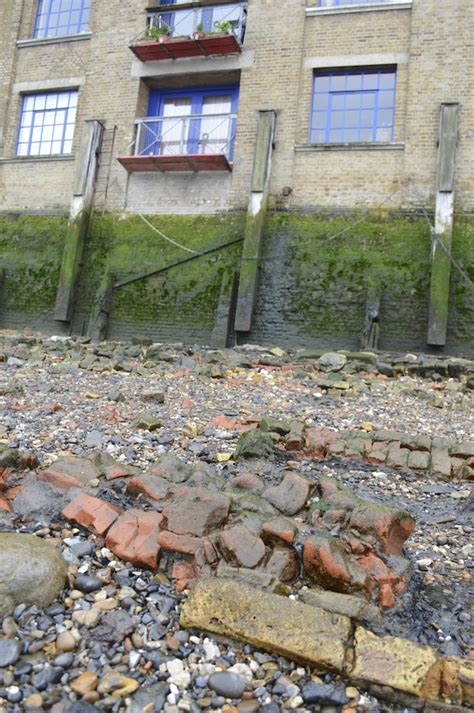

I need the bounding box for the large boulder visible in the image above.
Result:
[0,533,67,616]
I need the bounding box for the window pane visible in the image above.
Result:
[346,74,362,91]
[17,90,78,156]
[345,93,361,110]
[345,111,360,128]
[378,90,395,108]
[310,129,326,143]
[379,72,396,89]
[314,76,330,92]
[359,128,372,141]
[313,93,329,110]
[362,73,378,90]
[360,110,374,127]
[329,129,343,143]
[331,94,345,110]
[378,108,393,127]
[376,127,392,141]
[361,93,376,108]
[312,112,327,129]
[343,128,359,142]
[331,111,345,129]
[330,75,346,91]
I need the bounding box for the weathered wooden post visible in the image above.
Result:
[427,104,459,346]
[87,271,114,343]
[54,120,104,323]
[210,269,238,348]
[234,110,276,333]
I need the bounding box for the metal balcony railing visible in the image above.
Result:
[132,113,237,160]
[140,2,246,43]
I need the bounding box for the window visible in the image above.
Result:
[33,0,90,39]
[319,0,395,5]
[140,86,239,159]
[17,90,78,157]
[309,67,396,144]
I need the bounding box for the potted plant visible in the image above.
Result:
[157,22,170,42]
[193,22,205,40]
[213,20,232,34]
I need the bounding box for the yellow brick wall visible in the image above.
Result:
[1,0,473,213]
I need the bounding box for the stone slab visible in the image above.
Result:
[180,578,351,672]
[351,626,442,700]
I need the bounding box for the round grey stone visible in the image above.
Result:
[0,534,67,618]
[0,639,21,668]
[318,352,347,372]
[208,671,246,699]
[74,574,102,593]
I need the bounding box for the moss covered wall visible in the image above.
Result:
[71,213,245,343]
[0,214,69,334]
[248,212,474,354]
[0,210,473,354]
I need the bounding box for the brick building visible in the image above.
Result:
[0,0,473,353]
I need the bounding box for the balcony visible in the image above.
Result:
[118,112,237,173]
[130,3,246,62]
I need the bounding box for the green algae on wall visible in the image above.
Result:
[0,215,67,316]
[72,212,246,341]
[0,210,472,354]
[248,212,474,354]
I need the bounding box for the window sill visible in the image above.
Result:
[305,2,412,17]
[295,142,405,152]
[0,155,75,164]
[17,32,92,48]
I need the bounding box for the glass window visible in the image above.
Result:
[33,0,90,39]
[309,67,396,144]
[16,90,78,156]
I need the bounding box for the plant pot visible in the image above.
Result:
[158,34,170,43]
[193,31,205,40]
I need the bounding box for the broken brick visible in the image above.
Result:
[39,456,101,490]
[262,471,311,516]
[105,509,164,568]
[261,517,298,547]
[0,496,11,511]
[430,449,452,478]
[349,504,415,556]
[172,561,196,592]
[157,530,203,556]
[62,494,121,535]
[219,525,266,568]
[162,487,230,537]
[303,535,368,595]
[264,547,298,582]
[127,474,176,502]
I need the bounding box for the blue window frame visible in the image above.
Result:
[143,85,239,159]
[33,0,91,39]
[309,67,396,144]
[16,90,78,157]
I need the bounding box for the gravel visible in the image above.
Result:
[0,332,472,711]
